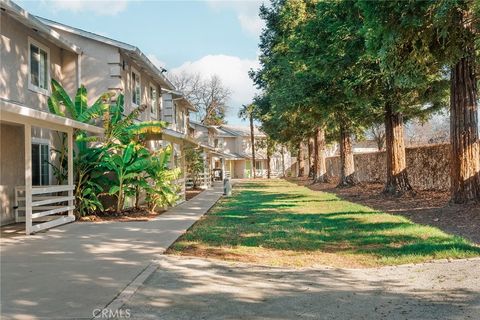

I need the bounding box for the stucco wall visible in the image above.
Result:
[233,159,246,179]
[121,53,161,121]
[46,30,122,106]
[221,137,237,154]
[325,143,452,191]
[0,13,77,110]
[0,124,25,225]
[0,123,62,225]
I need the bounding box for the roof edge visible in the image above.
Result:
[1,0,82,54]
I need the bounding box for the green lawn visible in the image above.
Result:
[169,179,480,268]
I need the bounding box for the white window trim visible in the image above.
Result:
[32,137,52,186]
[149,83,158,118]
[159,91,164,119]
[131,67,141,107]
[28,37,51,96]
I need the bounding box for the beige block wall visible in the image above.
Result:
[325,143,452,191]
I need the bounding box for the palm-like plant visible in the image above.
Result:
[145,145,181,212]
[104,142,152,212]
[102,94,167,146]
[48,79,112,126]
[46,80,177,215]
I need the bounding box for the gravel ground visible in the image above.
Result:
[123,255,480,320]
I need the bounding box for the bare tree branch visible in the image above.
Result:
[169,72,231,125]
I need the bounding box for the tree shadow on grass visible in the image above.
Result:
[181,180,480,263]
[288,177,480,244]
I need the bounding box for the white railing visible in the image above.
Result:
[186,172,212,190]
[15,185,75,234]
[176,178,186,203]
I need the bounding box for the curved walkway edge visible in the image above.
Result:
[0,184,224,320]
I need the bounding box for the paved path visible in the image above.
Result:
[0,184,223,320]
[124,255,480,320]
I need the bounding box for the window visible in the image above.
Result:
[149,85,157,118]
[28,38,50,94]
[32,141,50,186]
[214,138,219,148]
[131,69,141,106]
[255,160,262,170]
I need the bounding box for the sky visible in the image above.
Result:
[17,0,264,125]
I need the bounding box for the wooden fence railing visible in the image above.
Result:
[15,185,75,234]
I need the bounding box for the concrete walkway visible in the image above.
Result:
[0,184,223,320]
[124,255,480,320]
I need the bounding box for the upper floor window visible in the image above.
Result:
[28,38,50,95]
[131,68,141,106]
[149,85,157,118]
[214,138,219,148]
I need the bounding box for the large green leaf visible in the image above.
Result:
[123,142,135,164]
[47,94,65,117]
[78,101,109,123]
[126,158,151,173]
[123,172,138,180]
[51,79,76,118]
[74,85,88,117]
[111,94,125,125]
[108,185,120,195]
[126,121,167,135]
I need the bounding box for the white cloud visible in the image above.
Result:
[171,54,260,122]
[147,53,167,69]
[207,0,265,37]
[47,0,129,16]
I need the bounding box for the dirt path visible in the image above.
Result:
[124,255,480,320]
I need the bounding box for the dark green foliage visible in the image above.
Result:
[47,80,178,216]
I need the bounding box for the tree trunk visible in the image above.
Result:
[135,185,140,209]
[308,136,315,178]
[450,55,480,203]
[338,124,357,187]
[314,127,327,183]
[383,104,413,195]
[267,151,271,179]
[250,114,256,179]
[298,141,306,177]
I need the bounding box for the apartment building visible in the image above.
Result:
[0,0,197,233]
[37,16,198,201]
[0,0,104,232]
[189,121,292,180]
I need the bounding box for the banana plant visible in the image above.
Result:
[48,79,112,126]
[145,145,181,212]
[102,94,168,147]
[74,145,107,216]
[104,141,152,212]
